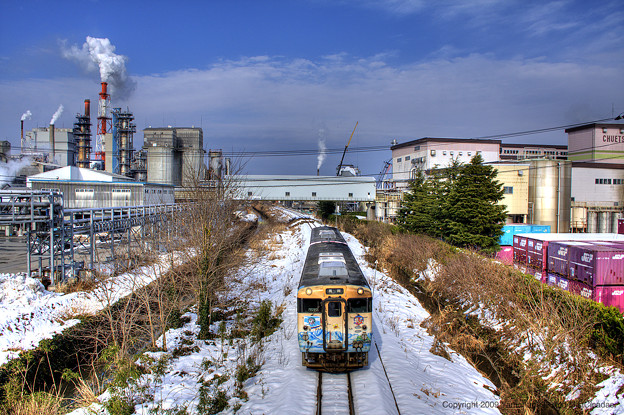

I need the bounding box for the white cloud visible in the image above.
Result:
[1,53,622,174]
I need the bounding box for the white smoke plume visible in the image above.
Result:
[21,110,32,122]
[50,105,64,125]
[62,36,136,100]
[317,128,327,172]
[0,158,31,187]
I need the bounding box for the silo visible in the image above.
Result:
[208,150,223,181]
[529,159,571,232]
[147,146,180,186]
[181,149,205,185]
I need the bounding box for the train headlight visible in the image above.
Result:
[305,288,312,295]
[357,288,364,295]
[362,325,367,330]
[303,325,309,331]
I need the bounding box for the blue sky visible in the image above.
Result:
[1,0,622,175]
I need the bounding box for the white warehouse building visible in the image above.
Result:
[231,175,376,202]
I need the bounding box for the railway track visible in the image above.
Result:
[316,371,355,415]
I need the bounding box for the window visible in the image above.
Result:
[248,191,253,196]
[503,186,513,194]
[430,150,436,156]
[348,193,353,197]
[468,152,471,156]
[327,301,342,317]
[348,298,372,313]
[397,158,402,163]
[458,152,463,156]
[405,156,411,161]
[414,145,420,151]
[596,178,600,184]
[608,179,612,184]
[443,151,447,155]
[285,191,290,196]
[312,192,317,197]
[298,298,321,313]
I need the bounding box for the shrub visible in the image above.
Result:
[251,300,282,342]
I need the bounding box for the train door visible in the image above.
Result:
[322,298,347,351]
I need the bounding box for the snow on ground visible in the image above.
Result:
[72,222,500,414]
[0,253,180,366]
[5,214,624,413]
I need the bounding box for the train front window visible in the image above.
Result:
[348,298,372,313]
[299,298,321,313]
[319,262,348,277]
[327,301,342,317]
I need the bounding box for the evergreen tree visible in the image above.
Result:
[316,201,336,221]
[396,169,435,234]
[443,154,507,252]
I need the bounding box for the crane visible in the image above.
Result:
[336,121,358,176]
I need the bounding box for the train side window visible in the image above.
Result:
[299,298,322,313]
[348,298,371,313]
[327,302,342,317]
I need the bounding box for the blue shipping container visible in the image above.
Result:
[500,224,532,246]
[530,225,551,233]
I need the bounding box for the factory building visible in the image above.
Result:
[22,127,77,167]
[26,166,174,209]
[566,120,624,233]
[389,137,572,229]
[390,138,501,185]
[232,175,376,203]
[143,127,206,187]
[499,143,567,161]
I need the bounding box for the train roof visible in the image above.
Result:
[299,227,369,288]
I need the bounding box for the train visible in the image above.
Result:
[297,226,373,371]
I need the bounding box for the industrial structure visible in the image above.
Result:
[73,99,92,168]
[26,166,174,209]
[96,82,110,166]
[232,175,376,210]
[566,120,624,233]
[0,189,181,286]
[110,108,136,176]
[143,127,206,187]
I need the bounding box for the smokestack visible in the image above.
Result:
[49,124,55,162]
[85,99,90,117]
[21,120,24,150]
[317,168,319,176]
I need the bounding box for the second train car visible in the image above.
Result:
[297,226,373,371]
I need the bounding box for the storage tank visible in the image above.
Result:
[181,149,205,185]
[528,160,571,233]
[147,146,180,186]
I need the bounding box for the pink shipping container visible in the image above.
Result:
[595,286,624,313]
[568,279,594,300]
[526,237,548,272]
[568,244,624,286]
[496,246,513,265]
[513,235,528,266]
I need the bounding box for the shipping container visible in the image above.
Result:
[530,225,551,234]
[501,224,532,246]
[546,273,558,287]
[526,237,548,271]
[595,286,624,313]
[568,279,594,300]
[513,235,528,266]
[526,266,546,283]
[568,244,624,286]
[495,246,513,265]
[547,241,592,277]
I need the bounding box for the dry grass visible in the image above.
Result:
[1,392,63,415]
[367,230,613,412]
